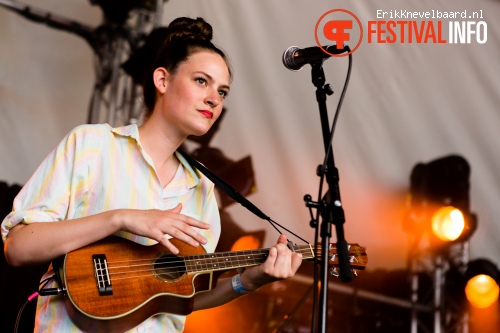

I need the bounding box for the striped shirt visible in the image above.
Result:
[1,123,221,332]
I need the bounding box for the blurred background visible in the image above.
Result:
[1,0,499,332]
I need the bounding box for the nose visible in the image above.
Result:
[205,89,221,108]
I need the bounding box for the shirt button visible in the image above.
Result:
[137,325,144,332]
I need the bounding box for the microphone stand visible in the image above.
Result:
[305,62,352,333]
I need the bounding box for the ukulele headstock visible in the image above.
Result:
[316,243,368,272]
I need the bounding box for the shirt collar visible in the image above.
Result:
[111,123,141,141]
[175,150,200,189]
[110,124,201,189]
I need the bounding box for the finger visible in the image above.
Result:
[277,234,288,245]
[168,203,183,214]
[264,244,290,274]
[160,235,180,254]
[174,213,210,230]
[266,246,278,265]
[185,218,211,230]
[291,252,303,272]
[176,221,209,245]
[165,226,203,248]
[159,212,209,246]
[272,243,292,270]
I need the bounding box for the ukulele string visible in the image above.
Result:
[103,245,325,270]
[98,246,322,282]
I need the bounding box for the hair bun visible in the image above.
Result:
[166,17,213,45]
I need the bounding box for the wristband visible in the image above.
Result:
[231,273,252,294]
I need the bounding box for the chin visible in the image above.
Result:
[189,126,211,137]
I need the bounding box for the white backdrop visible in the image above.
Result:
[1,0,499,270]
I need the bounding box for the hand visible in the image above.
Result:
[240,234,303,291]
[120,203,210,254]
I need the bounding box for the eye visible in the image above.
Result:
[195,77,207,85]
[218,90,229,99]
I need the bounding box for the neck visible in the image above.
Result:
[139,113,186,162]
[138,115,186,187]
[183,245,315,273]
[140,119,183,152]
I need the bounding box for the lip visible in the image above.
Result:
[198,110,214,119]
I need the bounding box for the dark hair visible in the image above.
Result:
[142,17,232,116]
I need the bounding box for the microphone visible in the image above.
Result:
[282,45,349,71]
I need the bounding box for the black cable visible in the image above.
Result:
[313,49,353,246]
[177,148,309,244]
[14,298,31,333]
[13,275,56,333]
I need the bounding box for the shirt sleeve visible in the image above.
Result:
[1,125,95,243]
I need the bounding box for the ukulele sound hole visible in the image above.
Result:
[152,253,187,282]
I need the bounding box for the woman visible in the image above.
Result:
[1,17,302,332]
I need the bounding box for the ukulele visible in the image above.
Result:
[58,235,367,332]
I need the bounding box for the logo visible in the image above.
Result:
[315,9,363,56]
[315,9,487,48]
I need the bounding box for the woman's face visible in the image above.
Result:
[159,50,231,138]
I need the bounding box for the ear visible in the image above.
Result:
[153,67,169,94]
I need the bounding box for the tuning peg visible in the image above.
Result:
[329,267,339,277]
[351,269,358,278]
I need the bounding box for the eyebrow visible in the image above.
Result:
[196,71,231,92]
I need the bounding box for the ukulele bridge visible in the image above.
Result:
[92,254,113,296]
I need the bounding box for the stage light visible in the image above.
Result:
[405,155,477,249]
[431,206,465,242]
[230,235,262,252]
[464,259,500,309]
